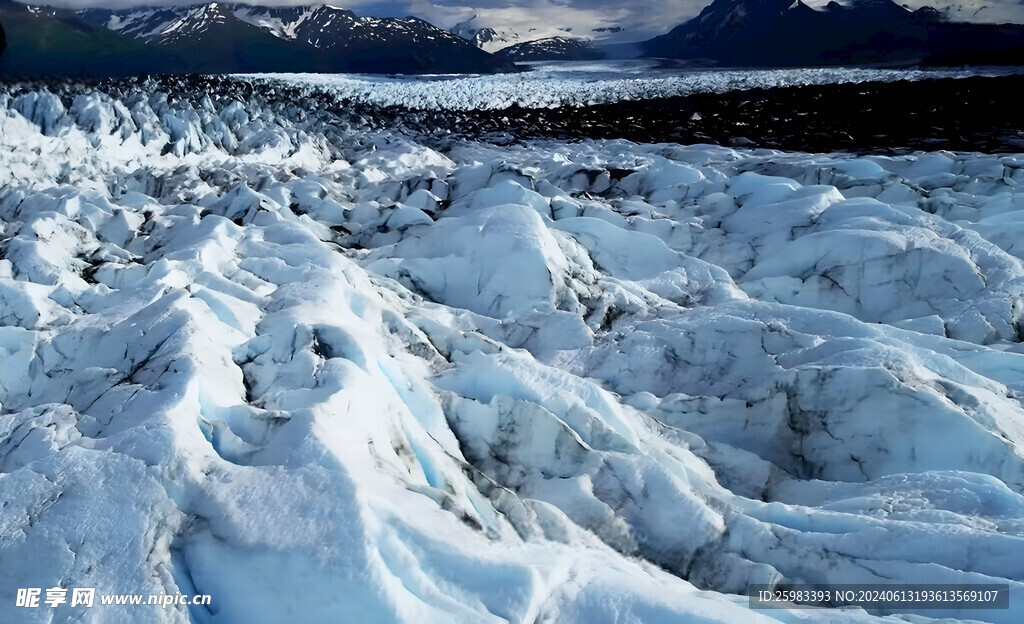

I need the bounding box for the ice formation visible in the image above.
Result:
[1,80,1024,623]
[244,62,1023,110]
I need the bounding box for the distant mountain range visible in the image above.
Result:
[449,14,581,54]
[0,0,514,77]
[450,17,531,54]
[922,0,1024,25]
[495,37,604,62]
[3,0,1024,77]
[448,14,612,61]
[640,0,1024,66]
[447,0,1024,66]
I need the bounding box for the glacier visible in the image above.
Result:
[1,79,1024,624]
[242,61,1024,110]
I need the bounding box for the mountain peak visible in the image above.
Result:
[644,0,1024,66]
[11,1,515,76]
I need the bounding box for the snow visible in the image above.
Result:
[90,3,436,50]
[241,61,1024,110]
[899,0,1024,24]
[2,79,1024,624]
[450,14,579,53]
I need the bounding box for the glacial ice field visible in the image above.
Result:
[242,60,1024,110]
[2,79,1024,624]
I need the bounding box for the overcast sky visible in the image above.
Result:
[16,0,1024,39]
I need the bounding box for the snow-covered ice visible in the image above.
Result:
[241,60,1024,110]
[2,81,1024,623]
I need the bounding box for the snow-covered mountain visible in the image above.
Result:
[900,0,1024,24]
[3,72,1024,623]
[494,37,604,62]
[642,0,1024,66]
[450,16,524,53]
[646,0,924,53]
[97,3,243,46]
[84,3,486,56]
[449,14,579,53]
[447,12,637,58]
[3,1,512,76]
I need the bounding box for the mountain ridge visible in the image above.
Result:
[495,36,604,62]
[1,0,516,76]
[640,0,1024,66]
